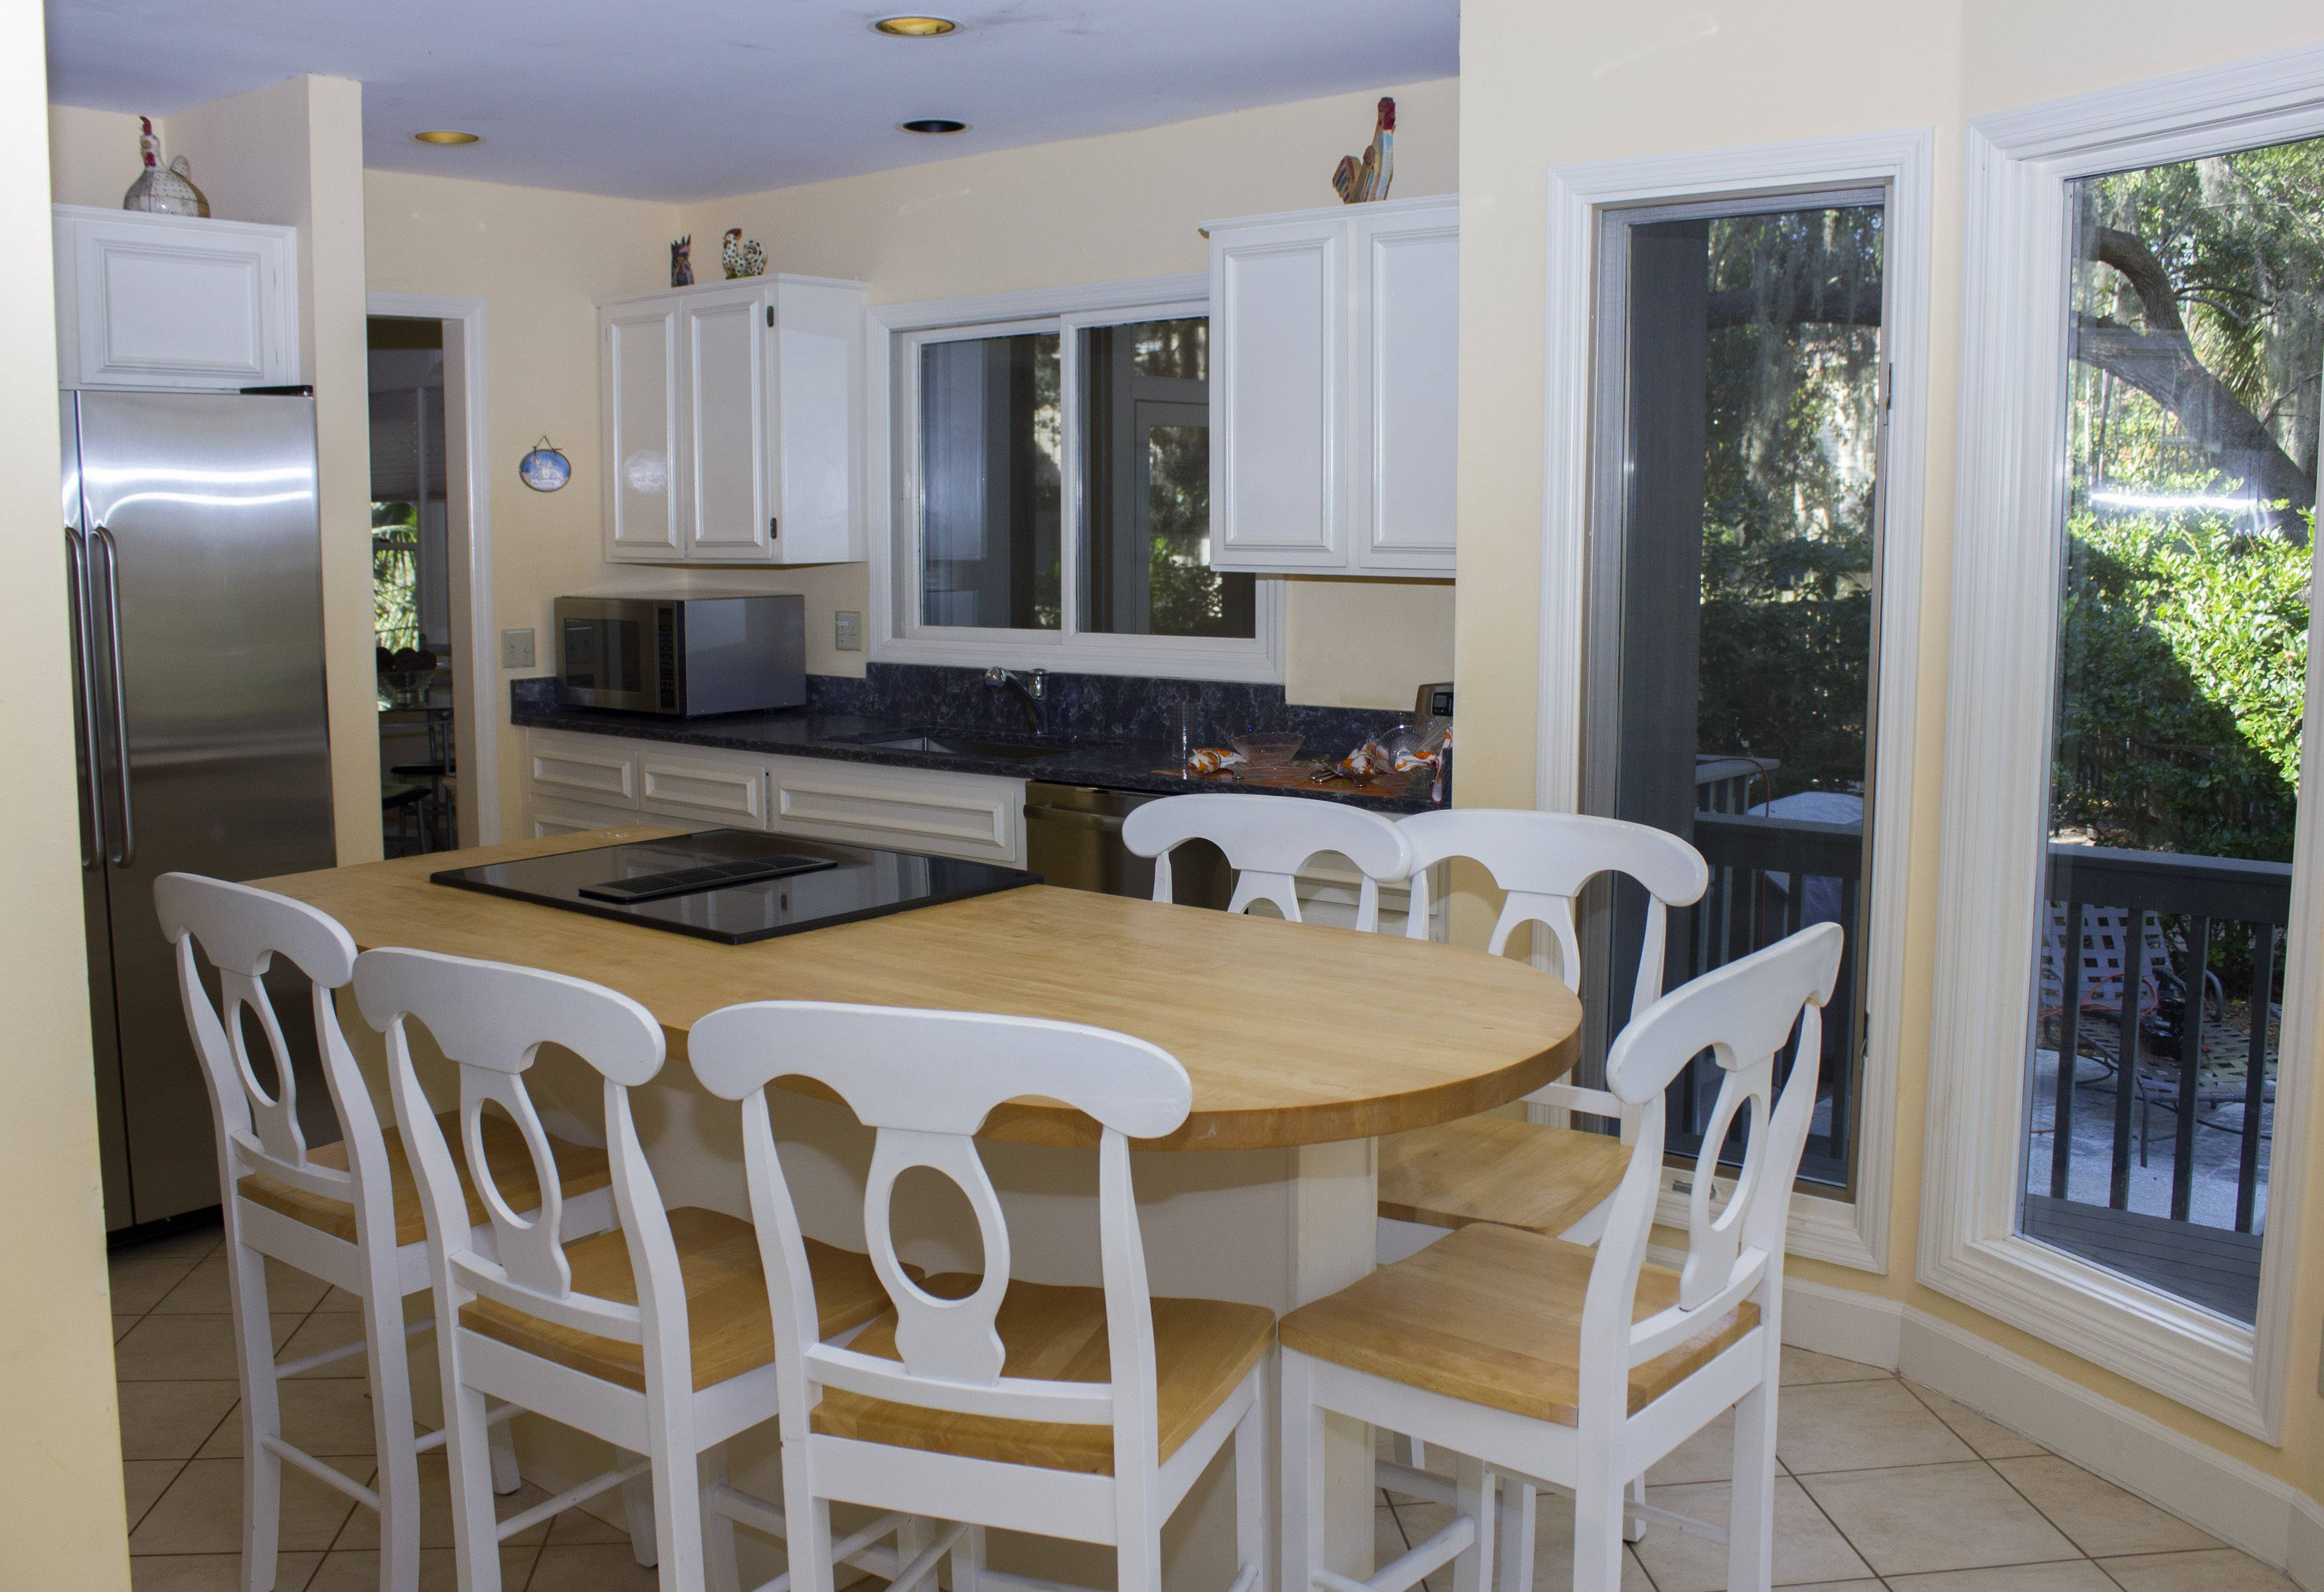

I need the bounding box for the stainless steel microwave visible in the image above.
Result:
[554,594,805,717]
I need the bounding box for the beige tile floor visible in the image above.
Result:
[113,1226,2297,1592]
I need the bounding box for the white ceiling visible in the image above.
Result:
[45,1,1455,202]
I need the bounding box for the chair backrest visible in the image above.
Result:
[1398,809,1708,1026]
[1121,792,1413,931]
[689,1001,1192,1476]
[1579,922,1843,1416]
[153,873,390,1240]
[353,948,678,1373]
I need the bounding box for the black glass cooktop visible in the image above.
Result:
[432,829,1039,944]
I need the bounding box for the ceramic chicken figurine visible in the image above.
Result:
[1333,96,1396,204]
[123,116,207,216]
[671,235,693,287]
[722,228,766,279]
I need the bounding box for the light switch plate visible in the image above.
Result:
[500,627,536,669]
[834,610,863,652]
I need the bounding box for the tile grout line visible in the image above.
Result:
[113,1227,224,1542]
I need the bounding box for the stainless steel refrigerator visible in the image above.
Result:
[62,388,338,1232]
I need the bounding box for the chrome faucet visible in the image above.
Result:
[983,665,1048,735]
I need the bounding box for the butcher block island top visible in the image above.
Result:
[260,828,1580,1153]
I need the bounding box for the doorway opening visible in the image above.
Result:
[369,313,467,856]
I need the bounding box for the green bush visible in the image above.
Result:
[2052,511,2309,863]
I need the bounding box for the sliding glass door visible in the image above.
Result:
[1583,190,1890,1194]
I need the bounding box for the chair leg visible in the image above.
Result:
[227,1235,281,1592]
[487,1407,521,1496]
[780,1438,836,1592]
[1495,1478,1536,1592]
[952,1525,987,1592]
[444,1375,506,1592]
[1280,1352,1326,1592]
[699,1447,742,1592]
[1727,1380,1779,1592]
[620,1465,659,1568]
[1571,1465,1625,1592]
[1449,1454,1497,1592]
[649,1442,706,1592]
[363,1287,422,1592]
[1624,1473,1648,1544]
[1235,1370,1268,1592]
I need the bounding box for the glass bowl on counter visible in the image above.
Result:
[1228,732,1304,770]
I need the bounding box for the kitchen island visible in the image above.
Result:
[264,830,1574,1589]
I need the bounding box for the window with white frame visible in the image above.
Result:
[1927,50,2323,1440]
[878,283,1284,680]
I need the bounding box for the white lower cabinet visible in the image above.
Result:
[766,756,1023,867]
[523,730,1025,866]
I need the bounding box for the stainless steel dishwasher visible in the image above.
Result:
[1023,783,1233,908]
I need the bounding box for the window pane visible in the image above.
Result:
[920,332,1061,629]
[2020,136,2321,1324]
[1080,318,1256,639]
[1590,199,1885,1194]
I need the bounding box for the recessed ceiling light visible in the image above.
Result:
[900,118,969,135]
[412,130,481,145]
[874,15,957,35]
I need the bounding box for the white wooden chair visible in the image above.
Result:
[1379,810,1710,1248]
[1282,921,1845,1592]
[1122,790,1413,931]
[353,947,910,1592]
[155,872,612,1592]
[688,1000,1277,1592]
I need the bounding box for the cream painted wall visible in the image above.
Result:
[165,76,382,864]
[675,78,1462,711]
[2,10,130,1587]
[1455,0,2324,1498]
[46,102,151,208]
[363,169,684,841]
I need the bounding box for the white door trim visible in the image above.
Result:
[367,290,498,844]
[1922,44,2324,1443]
[1535,126,1937,1275]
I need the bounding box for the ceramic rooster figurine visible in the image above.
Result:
[670,235,693,287]
[722,228,766,279]
[1333,97,1396,204]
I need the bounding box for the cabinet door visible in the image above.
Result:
[638,746,769,828]
[766,278,864,564]
[527,730,639,807]
[56,209,297,390]
[601,300,684,560]
[767,757,1023,866]
[681,283,776,562]
[1210,221,1348,572]
[1355,213,1459,572]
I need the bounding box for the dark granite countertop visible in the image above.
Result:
[512,690,1440,814]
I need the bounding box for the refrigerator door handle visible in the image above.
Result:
[64,525,105,870]
[93,524,135,866]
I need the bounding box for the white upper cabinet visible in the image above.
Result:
[602,297,683,558]
[599,274,866,566]
[1206,195,1457,577]
[52,206,299,391]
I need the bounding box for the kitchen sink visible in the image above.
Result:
[844,730,1066,761]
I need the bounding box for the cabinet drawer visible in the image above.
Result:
[527,732,639,807]
[529,795,672,840]
[639,748,768,827]
[768,757,1023,866]
[1291,854,1425,936]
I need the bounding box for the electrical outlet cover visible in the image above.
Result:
[835,610,863,651]
[500,628,536,669]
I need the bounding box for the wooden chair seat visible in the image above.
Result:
[1280,1220,1755,1425]
[1376,1113,1632,1237]
[459,1206,894,1393]
[811,1275,1276,1476]
[238,1109,612,1247]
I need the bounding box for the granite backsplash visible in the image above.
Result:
[796,663,1422,754]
